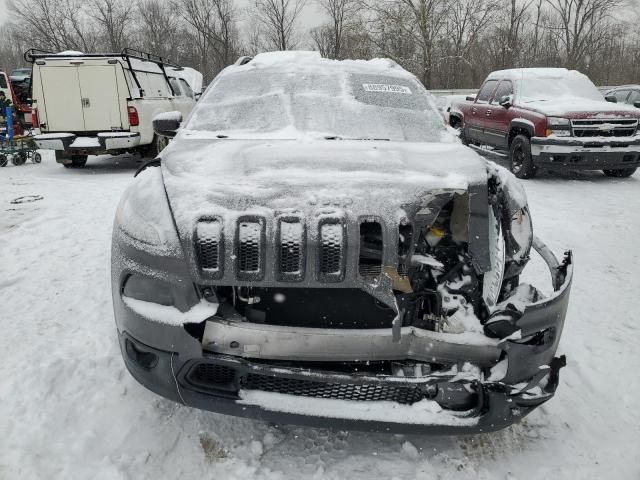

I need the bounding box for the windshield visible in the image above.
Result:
[186,69,445,141]
[519,71,603,103]
[12,69,30,75]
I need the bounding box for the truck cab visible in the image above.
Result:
[28,48,198,168]
[450,68,640,179]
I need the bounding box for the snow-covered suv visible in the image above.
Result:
[112,52,573,434]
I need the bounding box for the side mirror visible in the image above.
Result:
[499,95,513,108]
[465,95,475,102]
[152,111,182,138]
[604,95,617,103]
[634,101,640,109]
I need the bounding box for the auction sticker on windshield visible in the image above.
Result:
[362,84,412,94]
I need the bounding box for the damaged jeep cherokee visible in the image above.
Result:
[112,51,573,434]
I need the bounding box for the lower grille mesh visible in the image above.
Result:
[188,363,236,387]
[241,374,425,404]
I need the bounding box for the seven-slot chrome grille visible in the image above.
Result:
[195,217,356,283]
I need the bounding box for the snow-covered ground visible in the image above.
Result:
[1,152,639,479]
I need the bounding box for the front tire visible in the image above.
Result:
[509,135,536,179]
[63,154,87,168]
[146,135,169,158]
[603,168,636,178]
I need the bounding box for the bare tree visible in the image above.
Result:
[316,0,358,58]
[137,0,181,59]
[546,0,623,69]
[88,0,135,51]
[9,0,97,51]
[254,0,307,50]
[177,0,239,79]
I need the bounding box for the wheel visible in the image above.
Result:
[64,154,87,168]
[146,134,169,158]
[12,152,27,166]
[603,168,636,178]
[509,134,536,179]
[32,152,42,164]
[0,154,7,167]
[459,126,470,146]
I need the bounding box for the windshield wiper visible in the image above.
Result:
[324,135,390,141]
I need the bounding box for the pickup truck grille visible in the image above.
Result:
[571,118,638,137]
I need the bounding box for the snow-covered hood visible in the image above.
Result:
[522,98,640,118]
[160,138,489,237]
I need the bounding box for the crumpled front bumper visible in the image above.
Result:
[530,136,640,170]
[113,236,573,434]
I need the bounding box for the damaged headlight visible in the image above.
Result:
[114,167,182,254]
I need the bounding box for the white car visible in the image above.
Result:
[28,48,199,168]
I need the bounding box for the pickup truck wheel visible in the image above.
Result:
[459,126,470,146]
[147,134,169,158]
[63,155,87,168]
[603,168,636,178]
[509,135,536,179]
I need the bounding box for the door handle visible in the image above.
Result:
[486,110,491,116]
[472,108,477,115]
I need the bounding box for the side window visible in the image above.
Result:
[179,79,194,99]
[476,80,498,104]
[169,77,183,96]
[490,80,513,104]
[627,90,640,105]
[0,74,7,88]
[613,90,630,103]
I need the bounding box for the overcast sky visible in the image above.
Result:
[0,0,7,23]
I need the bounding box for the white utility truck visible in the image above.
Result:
[27,48,197,167]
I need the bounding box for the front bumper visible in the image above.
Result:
[34,132,141,154]
[112,236,573,434]
[530,136,640,170]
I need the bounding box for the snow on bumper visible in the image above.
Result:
[530,136,640,169]
[34,132,141,152]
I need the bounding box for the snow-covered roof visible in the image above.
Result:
[170,67,203,93]
[487,68,571,81]
[223,51,408,78]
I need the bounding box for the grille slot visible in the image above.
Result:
[319,221,345,281]
[196,219,223,275]
[571,118,638,137]
[237,219,264,278]
[278,219,304,280]
[187,363,236,390]
[359,220,383,278]
[241,374,426,404]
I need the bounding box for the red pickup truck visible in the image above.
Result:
[449,68,640,179]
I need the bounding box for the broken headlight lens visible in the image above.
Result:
[114,167,181,254]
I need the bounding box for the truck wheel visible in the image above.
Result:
[0,155,7,167]
[146,135,169,158]
[63,154,87,168]
[603,168,636,178]
[459,125,470,146]
[509,135,536,179]
[32,152,42,164]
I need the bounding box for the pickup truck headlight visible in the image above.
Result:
[545,117,571,137]
[114,167,182,255]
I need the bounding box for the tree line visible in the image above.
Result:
[1,0,639,89]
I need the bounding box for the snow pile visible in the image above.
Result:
[123,297,219,326]
[239,390,479,427]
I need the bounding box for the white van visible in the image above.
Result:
[28,48,198,167]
